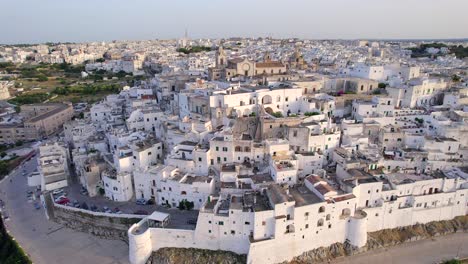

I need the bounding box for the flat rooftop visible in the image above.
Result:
[289,186,323,207]
[266,184,294,204]
[386,173,434,185]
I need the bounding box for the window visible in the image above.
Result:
[245,222,250,225]
[293,130,297,137]
[317,219,324,227]
[208,230,212,233]
[305,224,309,229]
[318,206,325,213]
[326,214,331,221]
[219,221,224,225]
[198,157,202,162]
[262,221,266,226]
[231,230,235,235]
[215,147,219,151]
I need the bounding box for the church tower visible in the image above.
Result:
[215,46,227,67]
[263,52,272,62]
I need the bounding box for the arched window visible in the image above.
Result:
[181,191,187,195]
[235,146,242,152]
[342,208,351,216]
[317,219,324,227]
[326,214,331,221]
[244,146,251,152]
[318,206,325,213]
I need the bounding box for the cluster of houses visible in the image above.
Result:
[27,38,468,264]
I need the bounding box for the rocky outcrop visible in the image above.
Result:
[286,215,468,264]
[146,248,247,264]
[366,215,468,250]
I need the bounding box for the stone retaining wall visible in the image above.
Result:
[44,193,144,242]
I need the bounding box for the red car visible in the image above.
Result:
[56,197,70,205]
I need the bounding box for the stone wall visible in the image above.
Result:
[44,193,144,242]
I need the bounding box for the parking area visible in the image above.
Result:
[54,181,199,230]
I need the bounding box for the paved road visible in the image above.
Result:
[0,157,130,264]
[332,232,468,264]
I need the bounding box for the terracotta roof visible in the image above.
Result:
[256,61,284,68]
[333,194,356,202]
[228,58,245,63]
[305,175,322,185]
[315,183,336,195]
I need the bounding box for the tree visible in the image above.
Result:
[378,83,387,88]
[0,152,6,158]
[36,75,48,82]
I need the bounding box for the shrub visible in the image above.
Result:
[271,112,283,118]
[304,112,320,117]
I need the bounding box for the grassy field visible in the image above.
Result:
[2,62,144,105]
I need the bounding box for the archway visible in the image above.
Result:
[262,95,273,104]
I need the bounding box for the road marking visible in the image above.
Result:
[46,226,65,235]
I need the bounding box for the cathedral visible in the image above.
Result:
[208,47,287,81]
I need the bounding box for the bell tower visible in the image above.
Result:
[216,46,227,67]
[264,52,272,62]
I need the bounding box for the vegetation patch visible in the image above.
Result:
[176,46,212,54]
[408,43,468,59]
[0,213,32,264]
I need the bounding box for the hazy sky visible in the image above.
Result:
[1,0,467,44]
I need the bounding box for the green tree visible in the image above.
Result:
[451,75,461,82]
[36,75,48,82]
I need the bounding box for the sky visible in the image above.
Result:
[1,0,467,44]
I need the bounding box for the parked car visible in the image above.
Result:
[133,210,149,215]
[103,206,112,213]
[135,198,147,205]
[54,195,67,202]
[80,187,89,195]
[56,197,70,205]
[52,189,64,196]
[72,200,80,208]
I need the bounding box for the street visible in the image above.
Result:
[0,157,129,264]
[332,232,468,264]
